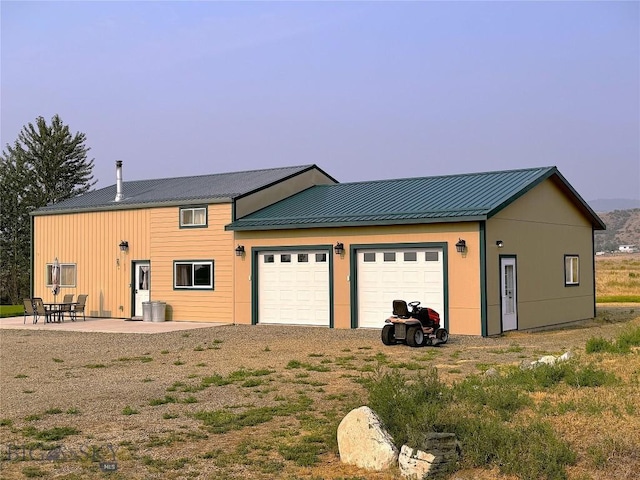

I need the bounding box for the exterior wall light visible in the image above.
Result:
[334,242,345,255]
[496,240,504,248]
[455,238,467,253]
[119,240,129,252]
[235,245,245,257]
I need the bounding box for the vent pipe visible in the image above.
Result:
[115,160,124,202]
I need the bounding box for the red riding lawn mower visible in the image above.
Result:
[381,300,449,347]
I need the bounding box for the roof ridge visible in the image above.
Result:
[244,206,493,221]
[107,164,315,187]
[312,166,556,188]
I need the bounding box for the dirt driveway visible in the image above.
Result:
[1,306,637,479]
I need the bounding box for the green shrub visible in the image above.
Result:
[586,326,640,354]
[564,364,617,387]
[364,368,576,479]
[364,368,448,446]
[586,336,617,353]
[617,326,640,350]
[23,426,79,441]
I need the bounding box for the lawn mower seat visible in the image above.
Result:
[392,300,411,318]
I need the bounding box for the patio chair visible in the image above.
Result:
[32,298,55,323]
[23,298,38,324]
[71,294,88,321]
[61,294,74,321]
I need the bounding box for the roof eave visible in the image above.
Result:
[226,215,487,231]
[31,197,233,216]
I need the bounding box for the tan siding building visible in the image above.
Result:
[31,164,604,336]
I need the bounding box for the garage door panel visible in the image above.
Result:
[258,250,330,326]
[357,248,444,329]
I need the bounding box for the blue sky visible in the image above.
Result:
[2,1,638,201]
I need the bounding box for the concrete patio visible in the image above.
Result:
[0,316,230,334]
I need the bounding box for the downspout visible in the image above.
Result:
[592,228,597,319]
[480,221,488,337]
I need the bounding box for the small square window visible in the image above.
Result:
[180,207,207,227]
[425,252,439,262]
[298,254,308,263]
[315,253,327,262]
[404,252,417,262]
[47,263,77,287]
[281,254,291,263]
[565,255,579,286]
[363,252,376,262]
[384,252,396,262]
[264,255,274,264]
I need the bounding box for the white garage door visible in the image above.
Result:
[357,248,444,328]
[258,251,330,326]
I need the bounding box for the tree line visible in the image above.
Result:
[1,115,95,304]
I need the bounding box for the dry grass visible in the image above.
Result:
[596,252,640,299]
[1,307,639,480]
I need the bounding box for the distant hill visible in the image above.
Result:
[588,198,640,212]
[594,208,640,252]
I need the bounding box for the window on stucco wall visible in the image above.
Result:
[564,255,579,286]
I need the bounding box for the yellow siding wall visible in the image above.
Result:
[148,204,234,322]
[233,223,482,334]
[33,209,150,318]
[485,179,595,334]
[33,203,234,322]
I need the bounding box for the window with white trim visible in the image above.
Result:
[174,261,214,289]
[179,207,207,227]
[46,263,76,287]
[564,255,579,286]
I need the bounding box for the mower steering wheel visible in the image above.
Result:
[408,301,421,309]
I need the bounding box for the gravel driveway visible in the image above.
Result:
[1,306,637,479]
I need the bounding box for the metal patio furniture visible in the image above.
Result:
[71,294,88,321]
[23,298,38,324]
[61,294,74,321]
[32,298,55,323]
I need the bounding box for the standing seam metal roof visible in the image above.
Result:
[226,166,605,230]
[32,165,318,214]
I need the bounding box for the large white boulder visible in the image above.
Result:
[337,406,399,471]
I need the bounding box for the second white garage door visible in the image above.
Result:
[258,250,330,326]
[357,247,444,328]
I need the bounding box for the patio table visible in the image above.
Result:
[44,302,76,323]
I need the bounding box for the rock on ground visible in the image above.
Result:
[337,406,399,471]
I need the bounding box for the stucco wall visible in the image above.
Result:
[234,168,336,219]
[232,223,482,334]
[485,179,595,335]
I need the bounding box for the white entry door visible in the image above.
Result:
[357,248,444,328]
[258,250,330,326]
[500,257,517,331]
[134,262,150,316]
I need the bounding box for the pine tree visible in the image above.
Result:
[0,115,96,303]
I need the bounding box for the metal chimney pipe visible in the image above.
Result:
[115,160,124,202]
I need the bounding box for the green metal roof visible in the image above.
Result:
[226,166,605,231]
